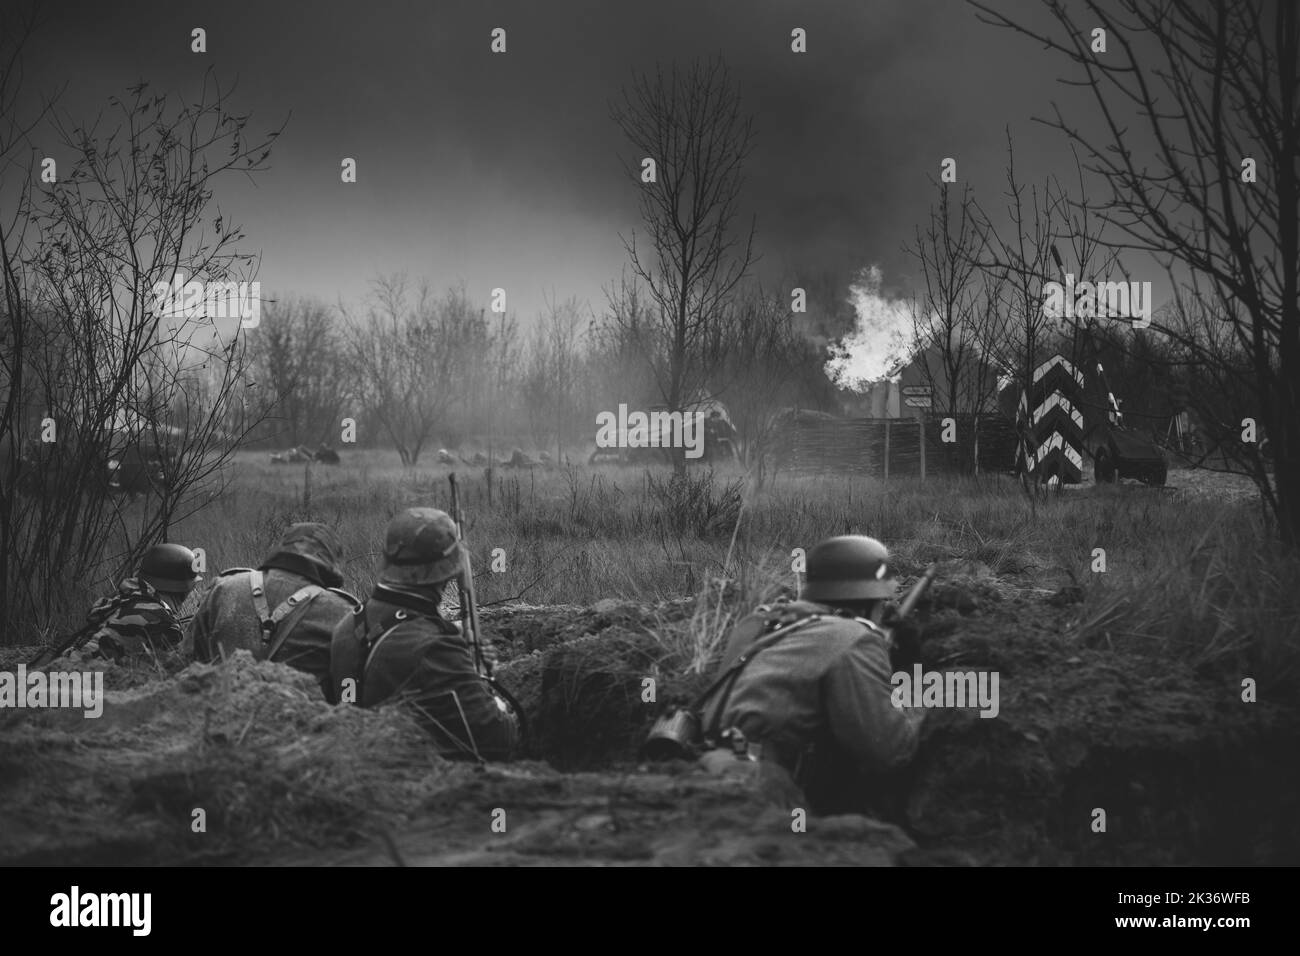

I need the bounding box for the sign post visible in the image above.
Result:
[903,385,932,411]
[1023,354,1085,484]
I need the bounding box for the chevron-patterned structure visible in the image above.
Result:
[1018,354,1085,483]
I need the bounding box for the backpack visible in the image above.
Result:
[221,568,352,661]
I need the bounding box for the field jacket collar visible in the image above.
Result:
[259,551,343,589]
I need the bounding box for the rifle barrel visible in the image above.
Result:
[449,474,488,678]
[896,566,937,621]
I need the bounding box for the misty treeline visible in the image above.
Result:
[243,56,845,477]
[234,272,841,473]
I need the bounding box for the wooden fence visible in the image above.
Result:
[771,413,1019,479]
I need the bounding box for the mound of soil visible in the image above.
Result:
[486,585,1300,865]
[0,652,925,866]
[3,578,1297,866]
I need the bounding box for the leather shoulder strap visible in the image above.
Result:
[326,587,363,608]
[697,615,824,740]
[247,569,273,637]
[361,608,414,671]
[264,585,324,660]
[345,606,413,704]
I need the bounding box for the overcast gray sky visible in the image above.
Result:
[18,0,1168,335]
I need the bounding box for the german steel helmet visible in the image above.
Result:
[139,543,203,593]
[802,535,897,603]
[380,507,463,586]
[267,522,345,578]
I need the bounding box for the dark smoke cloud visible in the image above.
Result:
[18,0,1158,329]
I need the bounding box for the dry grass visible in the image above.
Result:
[18,450,1300,684]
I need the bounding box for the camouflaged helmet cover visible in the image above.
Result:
[380,507,463,586]
[802,535,897,603]
[265,522,346,579]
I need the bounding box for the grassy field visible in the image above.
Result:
[6,449,1298,866]
[136,450,1295,683]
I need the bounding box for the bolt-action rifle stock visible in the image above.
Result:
[448,473,527,741]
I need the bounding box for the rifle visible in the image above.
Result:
[448,474,487,678]
[28,618,100,668]
[882,564,937,661]
[448,474,527,741]
[895,565,937,623]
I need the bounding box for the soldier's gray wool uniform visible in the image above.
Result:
[188,523,359,697]
[696,536,925,815]
[329,508,518,762]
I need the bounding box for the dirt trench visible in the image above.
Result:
[485,580,1300,866]
[2,581,1296,866]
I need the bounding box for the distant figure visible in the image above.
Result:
[329,508,518,761]
[74,544,203,664]
[459,451,489,467]
[314,443,340,465]
[187,523,358,698]
[109,440,169,496]
[270,452,289,465]
[437,448,456,465]
[504,448,540,468]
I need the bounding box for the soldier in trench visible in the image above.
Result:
[329,508,518,761]
[693,535,926,815]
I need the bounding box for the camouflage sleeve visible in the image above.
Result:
[93,603,184,662]
[822,634,924,773]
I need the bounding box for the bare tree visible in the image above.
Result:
[344,278,490,465]
[0,49,279,636]
[716,283,828,487]
[907,183,1007,473]
[971,135,1120,481]
[971,0,1300,541]
[975,135,1070,404]
[609,57,758,473]
[252,296,349,448]
[523,294,586,461]
[474,306,519,459]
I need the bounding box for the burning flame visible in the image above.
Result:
[824,265,916,391]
